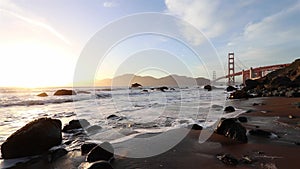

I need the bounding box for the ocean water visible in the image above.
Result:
[0,86,244,162]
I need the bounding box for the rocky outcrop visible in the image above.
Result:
[131,83,142,88]
[54,89,76,96]
[215,118,248,143]
[1,118,62,159]
[87,161,113,169]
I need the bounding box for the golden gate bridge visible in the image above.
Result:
[213,53,291,85]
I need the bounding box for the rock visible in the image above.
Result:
[245,79,260,89]
[238,116,248,123]
[204,85,212,91]
[81,143,98,155]
[156,86,168,92]
[216,154,238,166]
[37,92,48,97]
[48,147,68,162]
[240,155,253,164]
[86,142,114,162]
[187,124,203,130]
[131,83,142,88]
[270,76,291,89]
[249,129,272,138]
[88,161,113,169]
[62,119,90,132]
[288,115,295,119]
[215,118,248,143]
[54,89,76,96]
[226,86,237,92]
[107,114,119,120]
[1,118,62,159]
[229,90,249,99]
[224,106,235,113]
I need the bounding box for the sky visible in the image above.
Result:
[0,0,300,87]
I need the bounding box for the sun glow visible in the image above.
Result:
[0,42,76,88]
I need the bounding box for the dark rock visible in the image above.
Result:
[1,118,62,159]
[224,106,235,113]
[215,118,248,143]
[240,155,253,164]
[86,125,102,133]
[270,76,291,89]
[81,143,98,155]
[249,129,272,138]
[37,92,48,97]
[216,154,238,166]
[170,88,175,91]
[131,83,142,88]
[62,119,90,132]
[204,85,212,91]
[238,116,248,123]
[142,89,148,92]
[88,161,113,169]
[86,142,114,162]
[48,148,68,162]
[156,86,168,92]
[229,90,249,99]
[187,124,203,130]
[54,89,76,96]
[226,85,237,92]
[107,114,119,120]
[245,79,260,90]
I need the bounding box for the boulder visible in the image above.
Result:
[86,142,114,162]
[226,86,237,92]
[86,125,102,133]
[1,118,62,159]
[224,106,235,113]
[48,147,68,162]
[37,92,48,97]
[81,143,98,155]
[62,119,90,132]
[87,161,113,169]
[204,85,212,91]
[54,89,76,96]
[270,76,291,89]
[215,118,247,143]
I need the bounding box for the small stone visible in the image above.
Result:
[86,142,114,162]
[240,155,253,164]
[288,115,295,119]
[216,154,238,166]
[48,148,68,162]
[62,119,90,132]
[224,106,235,113]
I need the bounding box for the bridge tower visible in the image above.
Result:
[228,52,235,85]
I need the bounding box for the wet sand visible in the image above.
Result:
[111,97,300,169]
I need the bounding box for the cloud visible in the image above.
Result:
[103,1,119,8]
[226,1,300,64]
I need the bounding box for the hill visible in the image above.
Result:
[95,74,210,87]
